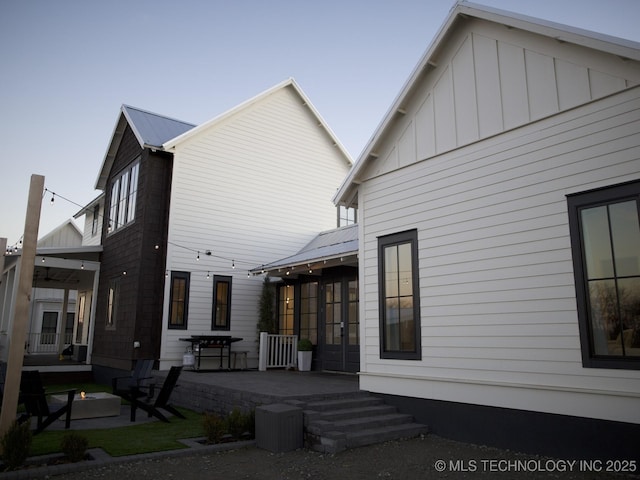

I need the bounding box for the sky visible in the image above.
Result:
[1,0,640,248]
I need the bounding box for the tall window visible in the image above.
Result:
[108,161,140,233]
[378,230,421,359]
[348,279,359,345]
[107,278,120,329]
[568,180,640,369]
[169,271,190,329]
[91,204,100,236]
[338,205,357,227]
[325,281,342,345]
[300,282,318,344]
[212,275,232,330]
[278,285,295,335]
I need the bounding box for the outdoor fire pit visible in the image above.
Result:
[51,391,121,420]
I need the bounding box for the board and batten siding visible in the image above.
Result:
[160,85,351,368]
[358,85,640,424]
[365,17,640,180]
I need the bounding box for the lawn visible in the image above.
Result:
[27,382,205,457]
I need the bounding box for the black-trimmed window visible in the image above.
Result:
[338,205,357,227]
[378,229,421,359]
[169,271,190,329]
[568,179,640,370]
[108,160,139,233]
[91,204,100,236]
[212,275,232,330]
[106,277,120,329]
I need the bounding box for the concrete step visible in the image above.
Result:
[346,422,429,449]
[313,404,397,422]
[305,395,383,412]
[307,412,413,435]
[304,393,428,453]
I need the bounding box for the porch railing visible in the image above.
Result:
[258,332,298,371]
[25,332,73,354]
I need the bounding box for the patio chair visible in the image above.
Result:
[112,358,155,397]
[18,370,76,434]
[128,366,185,423]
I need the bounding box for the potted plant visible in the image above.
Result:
[297,338,313,371]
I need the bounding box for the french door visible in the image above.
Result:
[321,277,359,372]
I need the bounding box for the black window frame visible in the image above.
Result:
[212,275,232,331]
[378,229,422,360]
[567,179,640,370]
[168,271,190,330]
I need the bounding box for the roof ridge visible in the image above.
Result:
[121,104,196,127]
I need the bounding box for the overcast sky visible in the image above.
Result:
[1,0,639,247]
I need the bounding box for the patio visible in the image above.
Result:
[166,369,361,415]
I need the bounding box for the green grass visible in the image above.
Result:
[28,382,205,457]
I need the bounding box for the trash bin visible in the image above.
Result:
[72,345,87,362]
[256,403,303,453]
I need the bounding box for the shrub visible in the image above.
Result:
[0,420,32,471]
[202,412,226,444]
[226,408,245,440]
[60,432,89,462]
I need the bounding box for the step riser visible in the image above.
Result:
[305,397,382,412]
[308,414,413,434]
[316,405,396,422]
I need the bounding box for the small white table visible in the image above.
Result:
[51,392,121,420]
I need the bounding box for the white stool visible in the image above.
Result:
[231,351,248,370]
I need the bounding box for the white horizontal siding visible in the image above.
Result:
[160,85,350,367]
[365,17,640,182]
[359,85,640,423]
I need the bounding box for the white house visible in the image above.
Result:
[81,78,352,375]
[334,1,640,459]
[159,78,353,369]
[1,220,101,362]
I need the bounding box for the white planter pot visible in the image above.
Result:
[298,351,312,371]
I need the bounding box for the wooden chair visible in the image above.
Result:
[128,366,185,423]
[112,358,154,396]
[19,370,75,434]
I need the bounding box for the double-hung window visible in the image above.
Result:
[378,229,421,359]
[567,180,640,369]
[108,160,139,233]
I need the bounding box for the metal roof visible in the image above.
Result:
[95,106,196,190]
[253,224,358,274]
[122,105,196,149]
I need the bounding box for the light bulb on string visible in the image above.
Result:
[232,260,235,269]
[196,251,200,261]
[50,193,55,205]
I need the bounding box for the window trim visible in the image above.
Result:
[378,229,422,360]
[106,277,120,330]
[212,275,232,331]
[168,271,190,330]
[567,179,640,370]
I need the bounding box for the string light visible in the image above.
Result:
[206,271,210,279]
[35,186,268,278]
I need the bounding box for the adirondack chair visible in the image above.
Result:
[19,370,75,434]
[128,366,185,423]
[112,358,155,397]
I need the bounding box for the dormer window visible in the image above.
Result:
[338,205,356,227]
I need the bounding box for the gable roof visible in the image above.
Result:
[333,0,640,207]
[251,224,358,275]
[95,105,196,190]
[163,78,352,164]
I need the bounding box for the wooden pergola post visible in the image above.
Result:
[0,174,44,439]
